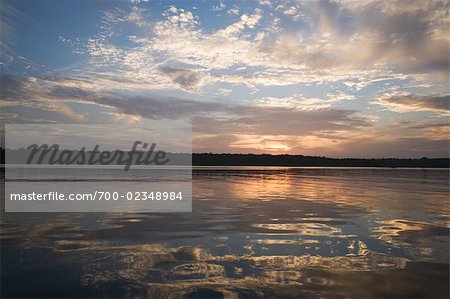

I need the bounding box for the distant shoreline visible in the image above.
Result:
[192,153,449,168]
[2,148,449,168]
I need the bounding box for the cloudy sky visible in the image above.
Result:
[1,0,449,157]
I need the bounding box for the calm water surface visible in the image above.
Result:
[1,168,449,298]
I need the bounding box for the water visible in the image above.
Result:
[1,167,449,298]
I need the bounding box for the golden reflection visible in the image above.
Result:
[72,242,408,298]
[217,253,407,272]
[222,169,450,218]
[346,240,369,256]
[227,173,295,200]
[252,222,346,237]
[27,222,409,294]
[371,219,439,258]
[224,170,371,211]
[252,239,319,245]
[373,219,426,245]
[170,263,225,279]
[125,218,143,223]
[4,209,445,298]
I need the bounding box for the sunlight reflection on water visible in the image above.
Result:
[1,168,449,298]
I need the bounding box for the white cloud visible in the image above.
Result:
[217,88,232,95]
[72,0,448,94]
[212,1,226,12]
[255,96,333,110]
[259,0,271,6]
[129,0,149,4]
[227,7,239,16]
[167,6,178,14]
[283,6,297,15]
[326,92,356,102]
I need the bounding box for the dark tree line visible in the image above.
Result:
[192,153,449,168]
[1,148,448,168]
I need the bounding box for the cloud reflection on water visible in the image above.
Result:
[1,168,449,298]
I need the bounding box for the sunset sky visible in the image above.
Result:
[1,0,449,157]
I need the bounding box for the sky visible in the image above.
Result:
[0,0,449,158]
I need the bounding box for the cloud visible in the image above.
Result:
[1,105,86,124]
[193,106,370,136]
[52,105,87,123]
[326,1,448,78]
[410,123,449,129]
[193,134,244,153]
[374,93,450,113]
[168,10,196,24]
[0,73,24,100]
[260,0,449,80]
[95,96,224,120]
[227,7,239,16]
[158,66,202,90]
[334,137,449,158]
[212,1,226,12]
[0,1,24,67]
[1,73,368,130]
[259,0,271,6]
[2,1,449,157]
[2,73,448,157]
[408,123,450,140]
[283,6,297,15]
[193,130,450,157]
[218,9,263,36]
[129,0,149,4]
[254,95,339,110]
[3,0,449,95]
[66,0,448,95]
[0,73,225,120]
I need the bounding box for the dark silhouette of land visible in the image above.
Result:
[1,148,448,168]
[192,153,449,168]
